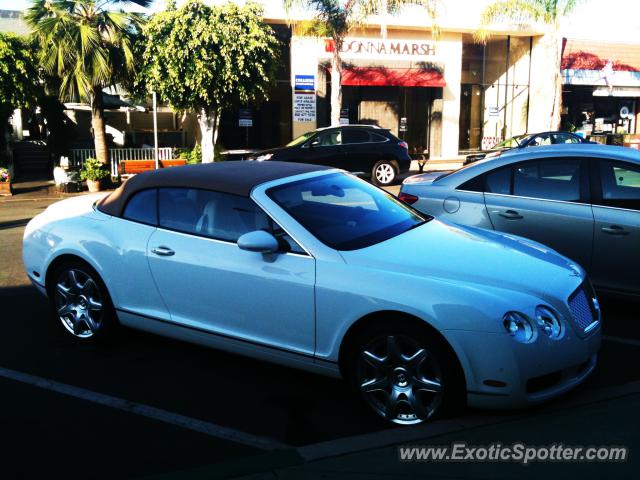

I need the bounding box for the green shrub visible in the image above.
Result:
[79,158,110,181]
[174,145,202,164]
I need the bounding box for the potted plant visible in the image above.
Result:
[79,158,110,192]
[0,166,11,196]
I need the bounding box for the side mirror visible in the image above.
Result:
[237,230,279,254]
[309,139,320,148]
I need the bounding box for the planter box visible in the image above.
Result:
[86,179,103,193]
[0,181,12,196]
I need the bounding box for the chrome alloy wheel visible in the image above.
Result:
[374,163,395,185]
[356,335,443,424]
[54,268,104,339]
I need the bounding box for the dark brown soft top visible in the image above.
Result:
[97,161,332,217]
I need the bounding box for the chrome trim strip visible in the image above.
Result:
[454,189,484,195]
[484,192,591,207]
[154,226,313,259]
[115,307,322,361]
[592,204,640,214]
[583,321,600,335]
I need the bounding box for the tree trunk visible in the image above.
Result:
[550,31,563,130]
[330,36,343,127]
[90,87,109,166]
[198,108,220,163]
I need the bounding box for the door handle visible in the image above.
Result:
[601,225,629,236]
[151,246,175,256]
[497,210,523,220]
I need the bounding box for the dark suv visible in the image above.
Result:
[248,125,412,186]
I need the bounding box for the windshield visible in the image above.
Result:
[286,131,316,147]
[267,173,429,251]
[494,134,530,149]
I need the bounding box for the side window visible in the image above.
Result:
[158,188,306,252]
[370,132,389,143]
[123,189,157,225]
[553,134,580,144]
[314,131,341,147]
[158,188,201,234]
[513,159,582,201]
[529,135,552,146]
[598,160,640,210]
[342,129,371,144]
[485,168,512,195]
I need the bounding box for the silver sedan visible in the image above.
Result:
[400,144,640,296]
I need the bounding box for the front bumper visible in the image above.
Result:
[444,326,601,409]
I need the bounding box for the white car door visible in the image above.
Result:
[146,187,316,356]
[107,188,171,321]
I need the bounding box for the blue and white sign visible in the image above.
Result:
[295,75,315,92]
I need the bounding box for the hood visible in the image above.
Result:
[25,193,109,238]
[339,219,583,301]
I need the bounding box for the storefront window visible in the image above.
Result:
[460,35,532,152]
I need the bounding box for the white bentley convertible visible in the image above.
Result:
[23,161,601,424]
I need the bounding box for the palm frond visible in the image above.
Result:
[475,0,551,43]
[26,0,144,102]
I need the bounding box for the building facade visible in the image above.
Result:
[254,3,550,160]
[13,2,639,159]
[561,39,640,144]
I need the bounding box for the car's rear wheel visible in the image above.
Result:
[47,260,117,342]
[346,322,462,425]
[372,160,397,186]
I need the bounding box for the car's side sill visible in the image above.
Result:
[115,308,342,379]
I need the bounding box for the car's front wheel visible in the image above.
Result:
[371,160,397,186]
[47,259,117,342]
[346,322,462,425]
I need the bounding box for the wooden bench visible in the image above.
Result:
[118,159,187,177]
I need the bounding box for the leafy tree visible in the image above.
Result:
[135,0,280,163]
[0,33,40,159]
[284,1,440,126]
[476,0,580,130]
[26,0,148,166]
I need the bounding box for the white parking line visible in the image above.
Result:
[0,366,289,452]
[603,336,640,348]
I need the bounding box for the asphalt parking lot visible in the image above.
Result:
[1,189,639,479]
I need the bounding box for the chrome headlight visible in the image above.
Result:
[255,153,274,162]
[535,305,562,339]
[503,312,535,343]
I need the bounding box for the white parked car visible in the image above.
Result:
[23,161,601,424]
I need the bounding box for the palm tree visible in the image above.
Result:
[284,1,440,126]
[26,0,148,166]
[476,0,579,131]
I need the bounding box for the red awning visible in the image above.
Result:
[340,66,446,87]
[562,39,640,72]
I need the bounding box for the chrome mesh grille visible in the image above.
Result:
[568,284,596,331]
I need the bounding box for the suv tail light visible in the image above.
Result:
[398,141,408,150]
[398,192,418,205]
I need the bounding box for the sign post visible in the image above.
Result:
[239,108,253,148]
[293,75,316,125]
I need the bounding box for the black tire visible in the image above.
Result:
[46,258,118,343]
[371,160,397,186]
[344,320,465,425]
